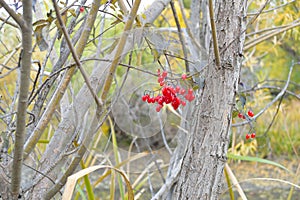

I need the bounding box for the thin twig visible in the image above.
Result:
[244,21,300,50]
[169,0,190,72]
[0,0,24,29]
[52,0,103,108]
[248,0,271,25]
[177,0,202,51]
[247,0,295,16]
[241,85,299,100]
[208,0,221,69]
[0,16,19,28]
[259,93,284,138]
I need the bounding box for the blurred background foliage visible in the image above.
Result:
[0,0,299,199]
[0,0,299,169]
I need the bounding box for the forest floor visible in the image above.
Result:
[222,157,300,200]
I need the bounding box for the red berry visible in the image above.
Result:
[170,87,176,94]
[245,134,250,140]
[142,96,147,101]
[180,89,186,95]
[156,104,163,112]
[147,97,155,103]
[157,97,165,105]
[162,87,172,98]
[162,71,168,78]
[188,88,193,94]
[79,6,84,13]
[238,113,242,118]
[238,112,245,119]
[247,110,254,117]
[154,96,160,102]
[175,86,181,93]
[164,96,172,104]
[160,81,165,86]
[171,97,181,110]
[142,94,149,102]
[190,94,195,101]
[158,76,164,83]
[251,133,256,138]
[185,94,195,102]
[181,100,186,106]
[181,74,187,80]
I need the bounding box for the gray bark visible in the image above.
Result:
[156,0,247,199]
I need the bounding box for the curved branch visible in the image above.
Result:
[232,62,297,127]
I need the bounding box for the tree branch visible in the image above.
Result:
[232,62,297,127]
[208,0,221,69]
[11,0,32,198]
[244,21,300,50]
[0,0,24,29]
[100,0,141,102]
[169,0,190,72]
[0,16,19,28]
[23,0,102,159]
[51,0,103,108]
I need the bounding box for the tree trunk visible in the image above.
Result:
[167,0,247,199]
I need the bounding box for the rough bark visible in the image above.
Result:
[168,0,247,199]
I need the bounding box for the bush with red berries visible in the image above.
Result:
[141,69,195,112]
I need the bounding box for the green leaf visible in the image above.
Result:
[232,110,238,118]
[227,153,290,172]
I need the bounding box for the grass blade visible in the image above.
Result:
[62,165,134,200]
[227,153,290,172]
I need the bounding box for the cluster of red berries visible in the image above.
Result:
[141,69,195,112]
[238,109,254,119]
[245,133,256,140]
[237,109,256,140]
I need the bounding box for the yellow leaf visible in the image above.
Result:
[68,8,76,17]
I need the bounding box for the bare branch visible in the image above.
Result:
[23,0,102,158]
[244,21,300,50]
[101,0,141,102]
[0,0,24,29]
[169,0,190,72]
[233,62,297,127]
[51,0,103,108]
[11,0,32,198]
[0,16,18,28]
[208,0,221,69]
